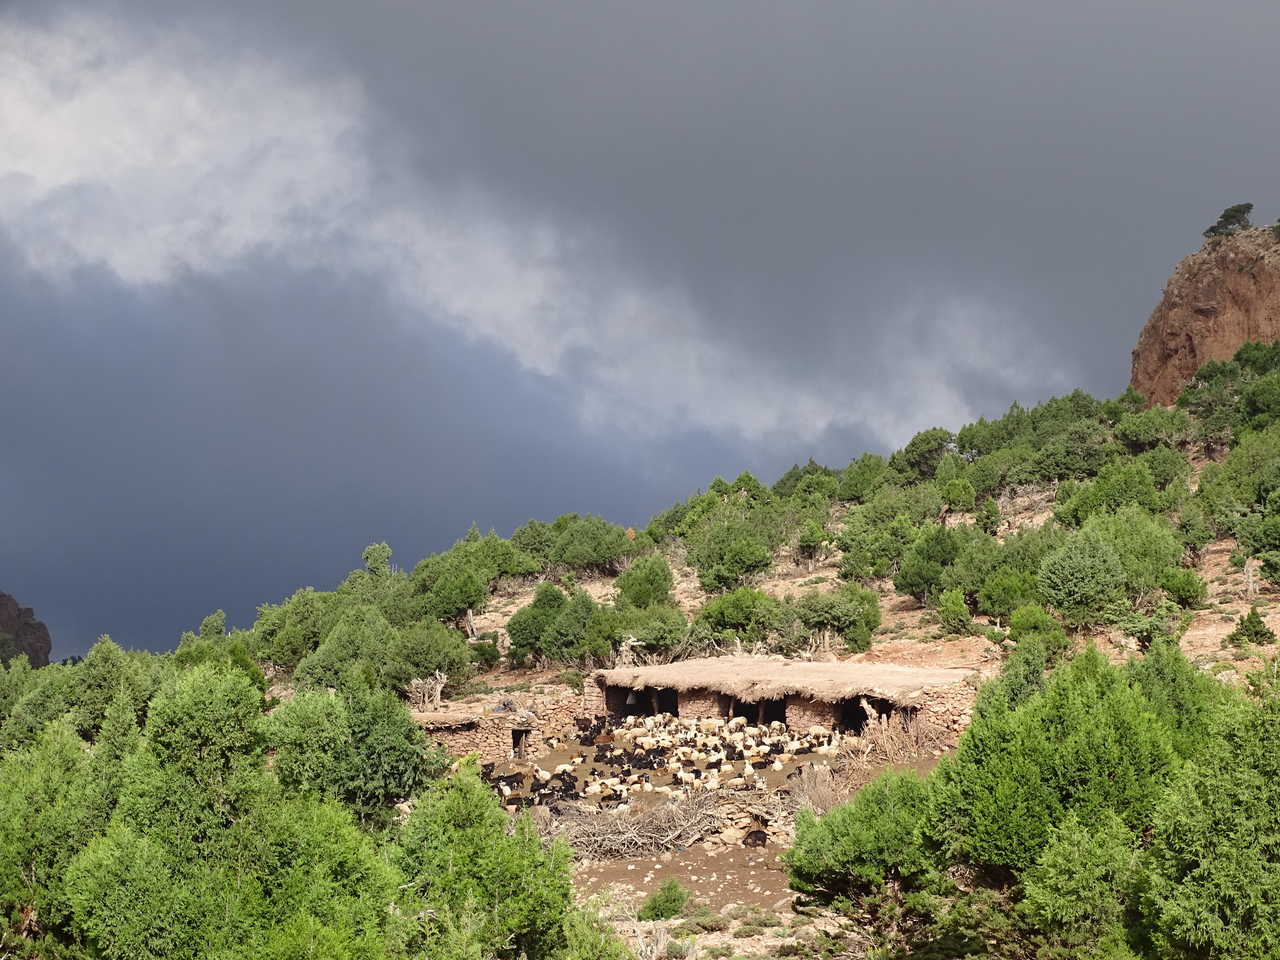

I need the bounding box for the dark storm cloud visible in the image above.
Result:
[1,238,865,655]
[4,0,1279,654]
[53,0,1280,388]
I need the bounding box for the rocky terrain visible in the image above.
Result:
[1131,227,1280,404]
[0,592,51,667]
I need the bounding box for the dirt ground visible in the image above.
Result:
[577,843,794,913]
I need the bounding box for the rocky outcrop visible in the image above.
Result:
[0,593,52,667]
[1131,228,1280,405]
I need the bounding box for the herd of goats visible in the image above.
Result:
[479,712,851,810]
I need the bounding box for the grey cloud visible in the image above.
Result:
[1,239,871,656]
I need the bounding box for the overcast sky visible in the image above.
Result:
[3,0,1278,657]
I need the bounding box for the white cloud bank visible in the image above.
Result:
[0,11,1066,449]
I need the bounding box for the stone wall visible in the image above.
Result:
[784,695,840,730]
[677,689,728,720]
[583,677,608,718]
[425,717,514,765]
[418,685,588,764]
[917,681,977,744]
[538,694,587,739]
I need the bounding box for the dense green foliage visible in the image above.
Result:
[0,651,622,959]
[783,638,1255,957]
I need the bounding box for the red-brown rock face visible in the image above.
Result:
[0,592,52,667]
[1131,228,1280,405]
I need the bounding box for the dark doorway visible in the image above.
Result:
[620,687,658,718]
[728,698,756,721]
[756,698,786,725]
[839,696,895,734]
[654,688,678,715]
[511,728,531,759]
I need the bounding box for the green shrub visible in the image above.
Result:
[838,453,890,502]
[943,478,977,512]
[616,553,674,608]
[792,585,881,652]
[1140,684,1280,959]
[1177,502,1215,553]
[1082,505,1183,598]
[1037,533,1126,626]
[983,634,1049,711]
[505,583,568,666]
[551,515,635,575]
[889,427,954,481]
[383,621,473,691]
[937,588,974,635]
[424,564,488,625]
[558,910,633,960]
[542,590,606,664]
[1056,460,1162,526]
[977,570,1039,620]
[976,498,1001,534]
[928,649,1179,872]
[511,519,556,567]
[1239,368,1280,432]
[795,519,829,565]
[1226,605,1276,648]
[613,603,689,653]
[469,638,502,670]
[293,605,399,690]
[638,879,693,920]
[264,683,444,820]
[1202,202,1252,237]
[1020,810,1136,950]
[1034,419,1114,481]
[1007,604,1068,661]
[391,764,573,959]
[1115,407,1189,452]
[785,771,933,899]
[693,531,773,592]
[1160,567,1207,608]
[895,524,960,602]
[694,589,784,649]
[258,587,330,669]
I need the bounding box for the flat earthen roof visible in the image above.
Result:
[594,656,974,705]
[411,710,482,729]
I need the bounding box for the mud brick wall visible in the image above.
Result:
[784,695,840,730]
[677,689,727,719]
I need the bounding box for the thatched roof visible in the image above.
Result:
[593,656,972,705]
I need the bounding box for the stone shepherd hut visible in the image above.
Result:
[411,689,585,766]
[586,656,977,735]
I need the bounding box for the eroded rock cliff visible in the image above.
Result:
[0,592,52,667]
[1131,228,1280,405]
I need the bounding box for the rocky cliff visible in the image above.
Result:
[0,593,52,667]
[1131,228,1280,405]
